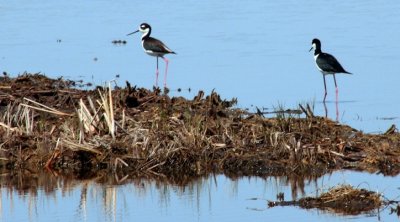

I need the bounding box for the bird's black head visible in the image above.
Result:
[138,23,151,37]
[311,38,321,46]
[127,22,152,37]
[310,38,321,53]
[139,23,151,32]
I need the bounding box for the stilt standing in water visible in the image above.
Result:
[309,38,352,102]
[127,23,176,87]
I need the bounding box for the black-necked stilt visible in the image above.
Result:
[309,38,351,102]
[127,23,176,88]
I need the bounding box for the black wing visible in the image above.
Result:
[143,37,175,54]
[316,53,350,74]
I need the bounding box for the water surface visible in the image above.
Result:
[1,1,400,132]
[1,171,398,222]
[1,1,400,221]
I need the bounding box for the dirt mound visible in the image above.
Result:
[268,185,382,215]
[1,73,400,178]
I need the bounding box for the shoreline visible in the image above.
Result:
[0,73,399,179]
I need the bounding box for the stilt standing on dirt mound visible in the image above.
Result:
[127,23,176,88]
[309,38,352,102]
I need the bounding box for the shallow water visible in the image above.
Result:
[1,1,400,221]
[1,171,398,222]
[1,1,400,133]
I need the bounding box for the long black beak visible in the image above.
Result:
[309,47,313,52]
[127,30,139,36]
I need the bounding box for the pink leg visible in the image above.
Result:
[322,75,328,102]
[155,68,159,87]
[155,57,159,87]
[162,57,169,88]
[333,74,339,121]
[333,74,338,102]
[335,87,339,102]
[335,98,339,122]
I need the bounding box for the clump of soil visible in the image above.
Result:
[1,73,400,178]
[268,185,382,215]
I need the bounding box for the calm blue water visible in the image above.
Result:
[1,171,398,222]
[1,0,400,132]
[1,1,400,221]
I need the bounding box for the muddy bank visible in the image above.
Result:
[0,73,400,178]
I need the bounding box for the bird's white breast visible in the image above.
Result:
[314,54,330,74]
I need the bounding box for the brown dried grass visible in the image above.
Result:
[0,73,400,177]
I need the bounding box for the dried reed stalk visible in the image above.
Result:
[22,97,72,116]
[97,82,115,139]
[0,122,20,132]
[78,98,97,133]
[62,139,102,155]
